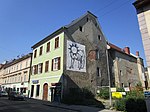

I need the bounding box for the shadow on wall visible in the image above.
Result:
[60,74,105,109]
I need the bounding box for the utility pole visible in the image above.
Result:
[106,44,112,106]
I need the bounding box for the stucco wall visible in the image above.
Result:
[30,32,64,101]
[137,4,150,67]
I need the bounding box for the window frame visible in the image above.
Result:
[46,42,50,52]
[52,57,60,71]
[55,37,59,49]
[39,46,43,56]
[45,61,49,72]
[34,49,37,58]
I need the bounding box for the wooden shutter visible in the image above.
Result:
[51,59,54,71]
[58,57,61,70]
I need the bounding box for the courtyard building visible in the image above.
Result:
[108,43,146,89]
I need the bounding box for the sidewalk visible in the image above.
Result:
[27,98,121,112]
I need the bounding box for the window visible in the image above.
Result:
[33,65,38,74]
[121,83,124,87]
[45,61,49,72]
[15,76,17,82]
[39,46,43,56]
[120,70,123,76]
[36,85,40,97]
[97,67,101,77]
[21,88,26,93]
[79,26,83,32]
[20,63,22,70]
[34,49,37,58]
[96,50,100,60]
[87,18,89,22]
[38,63,43,74]
[52,57,60,71]
[98,35,101,40]
[55,37,59,49]
[16,65,18,71]
[18,73,21,82]
[24,72,27,81]
[21,76,22,82]
[46,42,50,52]
[24,74,26,81]
[26,60,28,67]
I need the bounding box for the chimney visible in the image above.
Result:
[136,51,139,56]
[124,47,130,55]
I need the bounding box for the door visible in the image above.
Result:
[31,85,34,97]
[43,83,48,101]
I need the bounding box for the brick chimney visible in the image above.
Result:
[136,51,139,56]
[124,47,130,55]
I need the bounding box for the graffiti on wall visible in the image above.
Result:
[66,40,86,72]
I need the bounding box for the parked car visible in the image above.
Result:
[144,91,150,98]
[0,91,8,97]
[8,91,24,100]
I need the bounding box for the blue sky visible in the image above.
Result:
[0,0,146,66]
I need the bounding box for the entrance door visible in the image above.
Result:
[31,85,34,97]
[43,83,48,101]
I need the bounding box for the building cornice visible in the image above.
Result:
[31,27,65,49]
[3,53,32,68]
[133,0,150,9]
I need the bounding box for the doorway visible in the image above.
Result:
[43,83,48,101]
[31,85,34,97]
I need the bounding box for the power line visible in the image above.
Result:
[99,0,132,17]
[94,0,120,14]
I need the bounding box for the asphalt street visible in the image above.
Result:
[146,98,150,112]
[0,97,76,112]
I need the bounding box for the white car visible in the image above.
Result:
[0,91,8,97]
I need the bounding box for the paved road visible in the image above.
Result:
[146,98,150,112]
[0,97,76,112]
[0,97,120,112]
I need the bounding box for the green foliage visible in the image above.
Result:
[115,89,147,112]
[116,87,125,92]
[126,89,144,99]
[97,87,109,99]
[114,98,126,111]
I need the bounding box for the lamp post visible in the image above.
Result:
[106,44,112,106]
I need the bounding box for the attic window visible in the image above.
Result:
[79,26,83,32]
[87,18,89,22]
[95,23,98,27]
[98,35,101,40]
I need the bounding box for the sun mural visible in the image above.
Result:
[67,40,86,72]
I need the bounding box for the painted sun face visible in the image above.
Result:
[68,43,79,57]
[71,46,78,54]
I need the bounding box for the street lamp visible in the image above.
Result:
[106,44,112,106]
